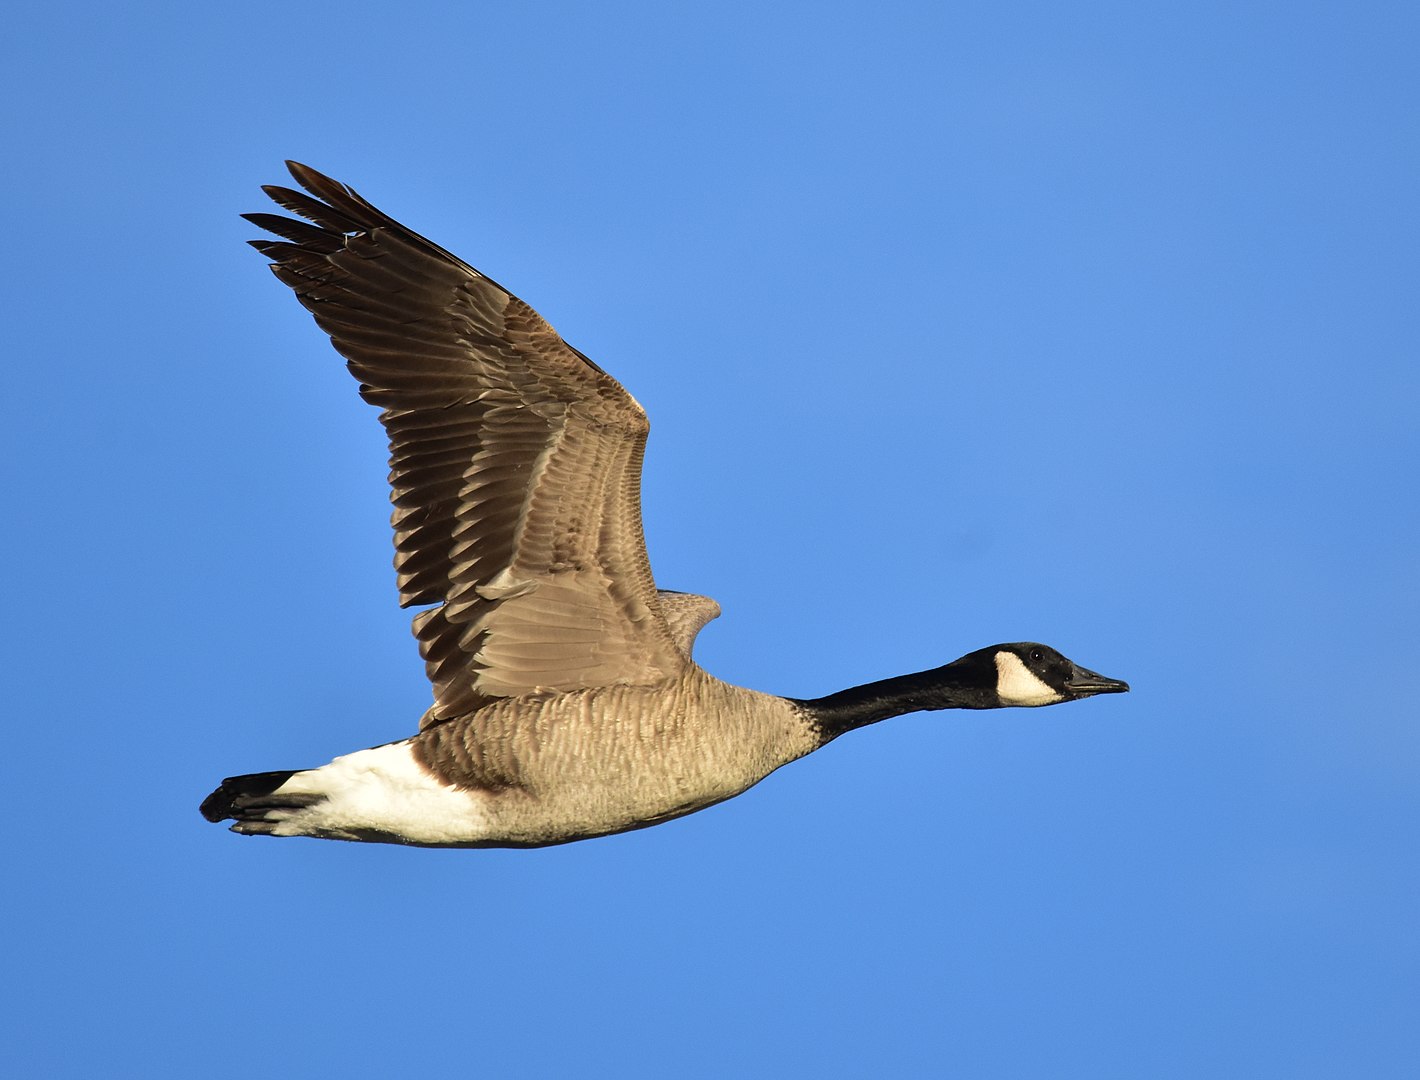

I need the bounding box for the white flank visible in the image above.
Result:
[268,741,492,844]
[994,651,1063,707]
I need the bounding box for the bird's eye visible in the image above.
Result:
[1029,649,1043,663]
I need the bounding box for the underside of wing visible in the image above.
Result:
[246,162,686,723]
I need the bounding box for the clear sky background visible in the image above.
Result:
[4,2,1417,1077]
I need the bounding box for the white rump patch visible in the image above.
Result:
[994,651,1063,707]
[270,741,492,845]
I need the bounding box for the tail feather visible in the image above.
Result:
[200,769,314,824]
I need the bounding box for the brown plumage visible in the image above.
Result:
[199,163,1128,848]
[253,163,683,723]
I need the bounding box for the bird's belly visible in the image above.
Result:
[478,741,775,847]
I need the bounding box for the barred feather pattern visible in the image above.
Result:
[246,162,684,725]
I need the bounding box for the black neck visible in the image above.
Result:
[791,655,998,745]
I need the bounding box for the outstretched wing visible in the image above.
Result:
[247,162,686,724]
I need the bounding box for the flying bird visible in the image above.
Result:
[200,162,1128,848]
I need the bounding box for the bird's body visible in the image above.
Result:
[201,163,1128,849]
[227,669,810,847]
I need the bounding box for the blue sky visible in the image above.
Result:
[4,2,1417,1076]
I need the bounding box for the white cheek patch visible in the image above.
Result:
[994,651,1064,707]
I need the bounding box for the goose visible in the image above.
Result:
[200,162,1129,849]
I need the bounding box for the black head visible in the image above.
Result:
[974,642,1130,707]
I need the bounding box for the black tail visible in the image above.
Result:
[200,769,308,823]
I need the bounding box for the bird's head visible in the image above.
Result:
[974,642,1130,706]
